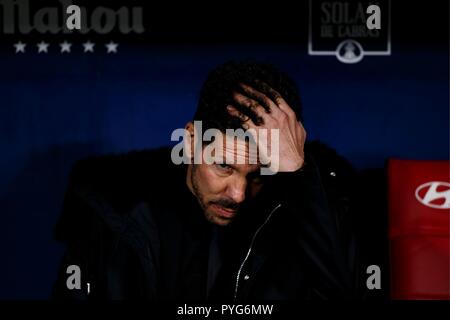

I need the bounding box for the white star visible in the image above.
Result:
[14,41,26,53]
[37,41,49,53]
[60,41,72,53]
[83,41,95,53]
[105,41,118,53]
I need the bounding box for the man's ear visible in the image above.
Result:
[184,122,195,160]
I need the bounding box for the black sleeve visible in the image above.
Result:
[269,154,355,299]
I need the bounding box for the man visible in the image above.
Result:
[53,61,355,300]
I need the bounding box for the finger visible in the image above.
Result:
[227,105,256,129]
[232,92,272,125]
[256,81,299,131]
[239,83,279,114]
[232,92,268,117]
[296,120,307,144]
[256,80,295,115]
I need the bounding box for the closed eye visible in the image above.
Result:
[213,163,235,176]
[215,163,232,172]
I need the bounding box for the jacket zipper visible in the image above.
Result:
[233,203,282,300]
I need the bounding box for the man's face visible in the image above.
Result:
[186,131,265,226]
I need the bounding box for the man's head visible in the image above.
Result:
[194,61,302,131]
[186,61,302,226]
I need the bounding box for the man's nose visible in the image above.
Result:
[225,178,246,205]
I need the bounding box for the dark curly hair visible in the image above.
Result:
[193,61,303,132]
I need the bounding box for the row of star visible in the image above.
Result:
[13,41,119,53]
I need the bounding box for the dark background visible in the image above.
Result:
[0,0,448,299]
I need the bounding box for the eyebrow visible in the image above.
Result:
[226,163,262,175]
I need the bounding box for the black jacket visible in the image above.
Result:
[53,142,356,300]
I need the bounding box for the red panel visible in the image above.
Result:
[388,159,450,300]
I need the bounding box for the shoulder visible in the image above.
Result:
[304,141,357,235]
[305,141,356,191]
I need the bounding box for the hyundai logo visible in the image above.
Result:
[415,181,450,210]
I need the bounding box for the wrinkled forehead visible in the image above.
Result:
[205,133,261,167]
